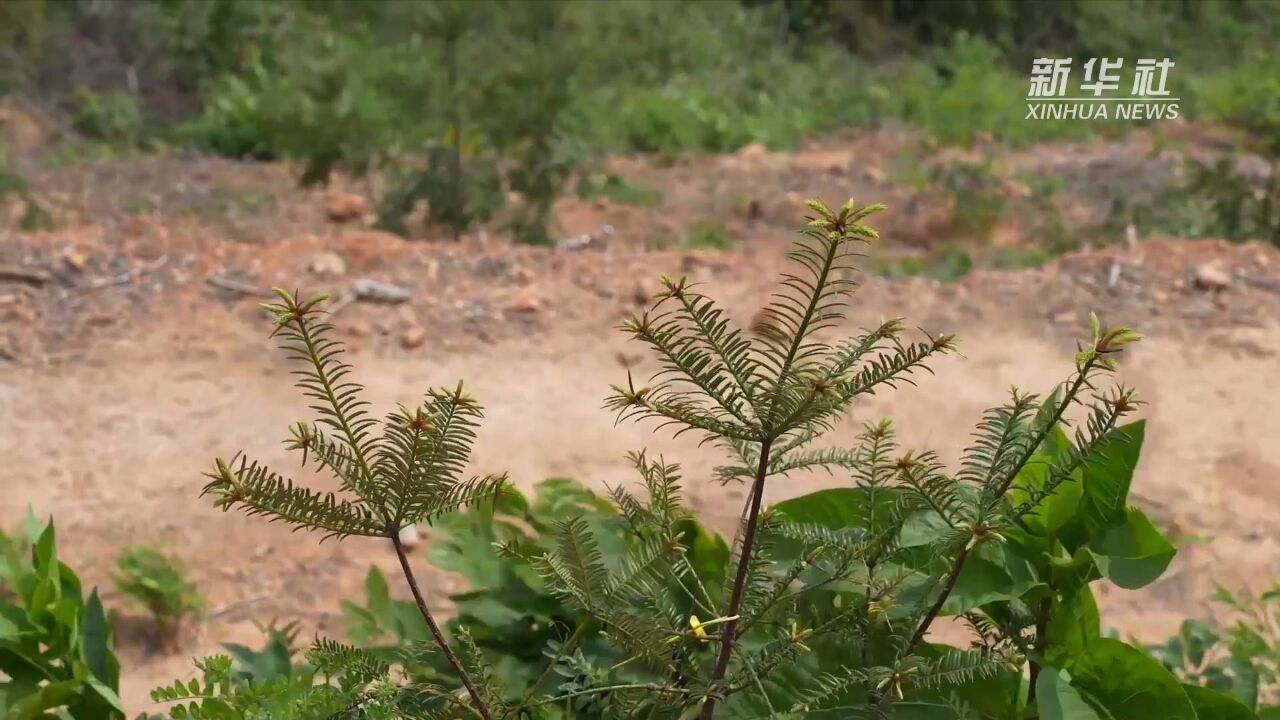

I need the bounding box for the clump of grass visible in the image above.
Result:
[114,545,203,651]
[870,245,974,282]
[682,220,732,250]
[576,172,662,206]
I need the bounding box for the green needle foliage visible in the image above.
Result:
[192,288,509,719]
[149,199,1261,720]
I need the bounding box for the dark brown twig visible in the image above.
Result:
[700,438,772,720]
[390,527,494,720]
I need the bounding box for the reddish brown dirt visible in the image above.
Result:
[2,129,1279,713]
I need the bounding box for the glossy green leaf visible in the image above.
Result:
[1075,506,1175,589]
[1011,455,1083,537]
[943,541,1045,614]
[1045,585,1100,663]
[33,522,57,579]
[1036,666,1102,720]
[1063,638,1197,720]
[773,486,900,530]
[1183,683,1260,720]
[80,589,117,688]
[7,678,81,720]
[1075,421,1145,542]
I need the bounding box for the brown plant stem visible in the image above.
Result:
[911,358,1099,655]
[701,438,772,720]
[1027,596,1052,702]
[390,528,494,720]
[906,543,971,653]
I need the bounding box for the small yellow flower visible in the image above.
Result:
[689,615,707,639]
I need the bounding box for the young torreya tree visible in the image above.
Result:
[154,199,1174,720]
[190,289,510,719]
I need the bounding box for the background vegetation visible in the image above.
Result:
[1,0,1276,243]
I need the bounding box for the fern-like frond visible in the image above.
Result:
[285,421,364,493]
[608,535,685,603]
[306,638,389,685]
[606,375,760,442]
[789,667,867,713]
[638,453,685,521]
[597,606,679,673]
[380,384,489,525]
[264,289,381,502]
[769,521,863,549]
[666,277,765,407]
[727,624,818,693]
[892,451,965,528]
[821,317,906,379]
[454,627,506,711]
[914,648,1004,689]
[202,455,384,540]
[1010,386,1140,521]
[407,473,510,527]
[753,201,883,409]
[960,389,1040,507]
[536,518,611,612]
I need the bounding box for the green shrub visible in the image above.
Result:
[0,513,124,719]
[1111,155,1280,247]
[113,545,203,650]
[1188,49,1280,152]
[1150,586,1280,711]
[682,220,732,250]
[66,89,145,146]
[576,173,662,207]
[891,33,1095,147]
[143,199,1257,720]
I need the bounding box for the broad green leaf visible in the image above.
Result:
[1073,506,1175,590]
[1075,421,1145,542]
[899,508,951,550]
[80,590,115,685]
[1183,684,1260,720]
[1201,658,1261,709]
[363,566,392,623]
[532,477,614,521]
[7,678,81,720]
[1063,638,1197,720]
[1045,586,1100,663]
[1036,666,1102,720]
[81,674,125,716]
[1010,455,1083,538]
[775,487,906,534]
[33,522,57,579]
[943,542,1045,614]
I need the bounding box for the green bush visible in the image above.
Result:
[113,545,203,650]
[66,89,145,146]
[1188,48,1280,152]
[576,173,662,207]
[142,199,1264,720]
[342,475,726,702]
[1149,586,1280,711]
[0,513,124,719]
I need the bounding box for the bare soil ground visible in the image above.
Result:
[2,127,1279,713]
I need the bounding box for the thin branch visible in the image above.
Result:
[701,437,772,720]
[905,543,970,653]
[908,356,1100,655]
[526,683,699,708]
[390,527,494,720]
